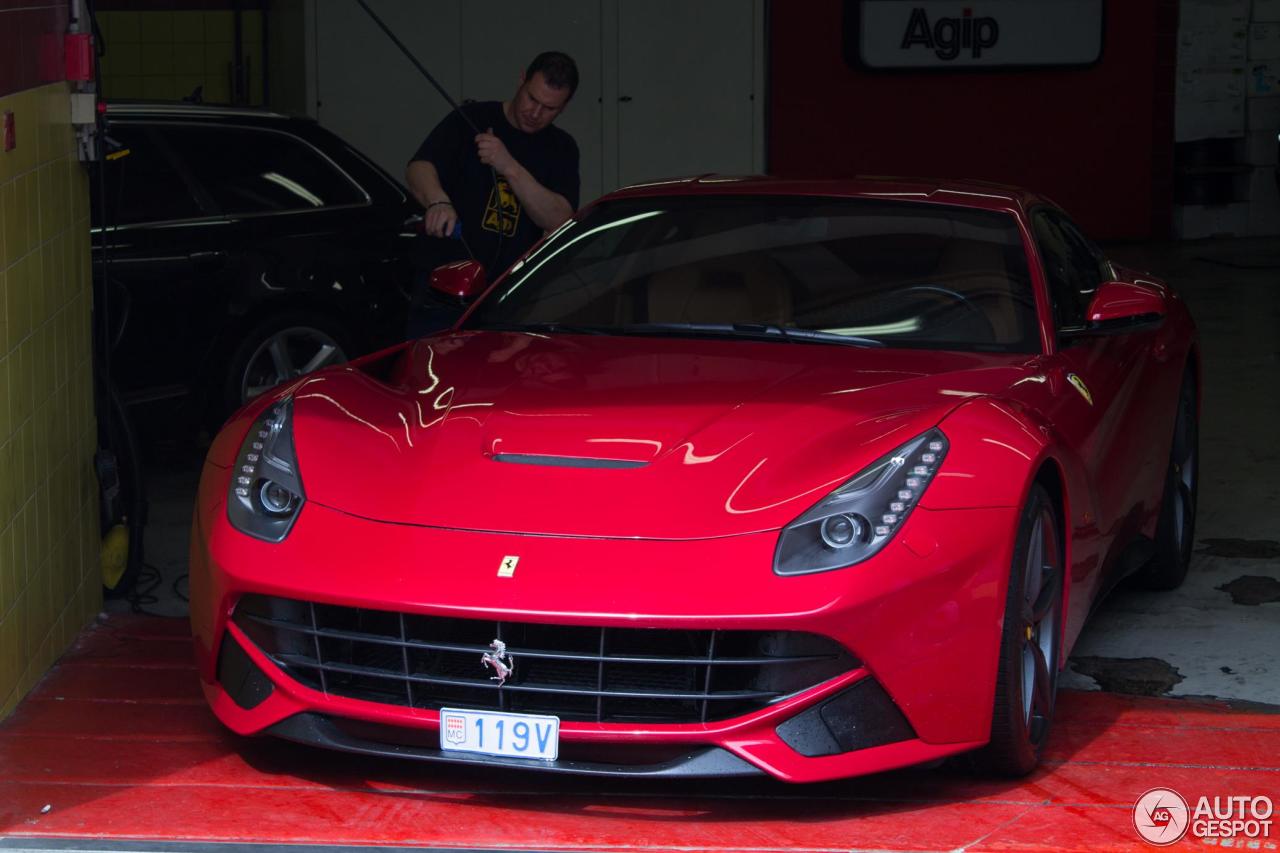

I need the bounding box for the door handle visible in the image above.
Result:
[188,250,227,270]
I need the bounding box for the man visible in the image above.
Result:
[406,51,580,300]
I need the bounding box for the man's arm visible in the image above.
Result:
[405,160,447,209]
[406,160,458,238]
[502,163,574,232]
[475,131,574,232]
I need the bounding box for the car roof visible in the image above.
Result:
[104,101,297,123]
[601,174,1053,215]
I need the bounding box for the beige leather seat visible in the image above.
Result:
[646,257,792,326]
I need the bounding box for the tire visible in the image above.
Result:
[1134,370,1198,591]
[973,483,1064,776]
[220,311,352,419]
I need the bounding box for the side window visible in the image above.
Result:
[93,125,206,226]
[1032,209,1100,329]
[158,125,366,215]
[1056,215,1112,288]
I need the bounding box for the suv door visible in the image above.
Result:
[92,122,236,406]
[153,121,415,412]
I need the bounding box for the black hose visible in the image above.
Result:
[100,369,147,600]
[87,0,149,599]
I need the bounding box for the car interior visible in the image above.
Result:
[484,203,1041,353]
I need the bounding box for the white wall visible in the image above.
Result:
[267,0,310,117]
[304,0,765,207]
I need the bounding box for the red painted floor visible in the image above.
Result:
[1,615,1277,852]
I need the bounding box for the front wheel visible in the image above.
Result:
[221,311,351,417]
[973,483,1064,776]
[1134,370,1198,591]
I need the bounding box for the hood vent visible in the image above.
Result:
[492,453,647,470]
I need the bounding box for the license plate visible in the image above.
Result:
[438,707,560,761]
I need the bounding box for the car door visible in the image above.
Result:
[153,122,415,409]
[1031,208,1168,608]
[93,122,237,405]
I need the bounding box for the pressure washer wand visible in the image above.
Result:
[357,0,493,260]
[355,0,483,137]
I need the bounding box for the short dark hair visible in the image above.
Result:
[526,52,579,98]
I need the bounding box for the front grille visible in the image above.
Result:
[232,595,857,724]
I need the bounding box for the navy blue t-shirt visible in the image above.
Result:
[411,101,579,276]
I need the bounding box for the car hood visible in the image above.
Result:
[289,331,1034,538]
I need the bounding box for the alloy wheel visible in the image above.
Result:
[1170,390,1198,558]
[241,325,346,402]
[1020,507,1062,745]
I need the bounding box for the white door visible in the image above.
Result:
[313,0,463,185]
[308,1,763,204]
[614,0,759,187]
[459,1,604,207]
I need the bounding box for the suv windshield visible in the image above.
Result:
[466,196,1039,353]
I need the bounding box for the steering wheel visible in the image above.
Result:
[894,284,996,341]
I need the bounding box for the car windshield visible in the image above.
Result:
[465,195,1040,353]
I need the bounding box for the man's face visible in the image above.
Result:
[510,71,571,133]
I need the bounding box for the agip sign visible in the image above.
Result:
[849,0,1104,69]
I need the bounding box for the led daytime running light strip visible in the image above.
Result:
[872,437,946,539]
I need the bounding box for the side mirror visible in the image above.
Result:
[1083,280,1166,328]
[429,260,487,301]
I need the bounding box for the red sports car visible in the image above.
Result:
[189,177,1199,783]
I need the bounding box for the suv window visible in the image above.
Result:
[158,125,366,215]
[93,125,207,226]
[1032,209,1107,329]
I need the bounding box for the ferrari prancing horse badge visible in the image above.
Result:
[1067,373,1093,406]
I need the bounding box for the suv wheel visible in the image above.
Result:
[223,311,351,415]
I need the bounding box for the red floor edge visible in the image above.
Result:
[1,614,1277,852]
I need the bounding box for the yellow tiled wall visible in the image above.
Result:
[98,10,265,106]
[0,82,102,721]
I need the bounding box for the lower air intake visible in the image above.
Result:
[232,594,857,724]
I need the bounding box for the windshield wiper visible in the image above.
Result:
[469,321,611,336]
[731,323,883,347]
[470,321,883,347]
[610,323,884,348]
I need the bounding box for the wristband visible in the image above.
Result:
[426,201,453,211]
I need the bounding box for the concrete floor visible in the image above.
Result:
[1060,237,1280,705]
[112,236,1280,707]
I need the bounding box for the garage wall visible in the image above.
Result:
[768,0,1178,240]
[95,7,266,106]
[304,0,766,208]
[267,0,310,117]
[0,4,102,721]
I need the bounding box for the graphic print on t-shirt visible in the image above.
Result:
[482,178,520,237]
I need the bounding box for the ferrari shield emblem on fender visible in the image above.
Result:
[1067,373,1093,406]
[498,555,519,577]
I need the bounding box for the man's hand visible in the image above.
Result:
[476,128,517,176]
[424,197,458,238]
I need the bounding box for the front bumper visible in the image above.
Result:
[190,461,1017,783]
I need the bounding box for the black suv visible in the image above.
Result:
[93,103,420,424]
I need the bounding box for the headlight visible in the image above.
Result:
[774,429,948,575]
[227,398,305,542]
